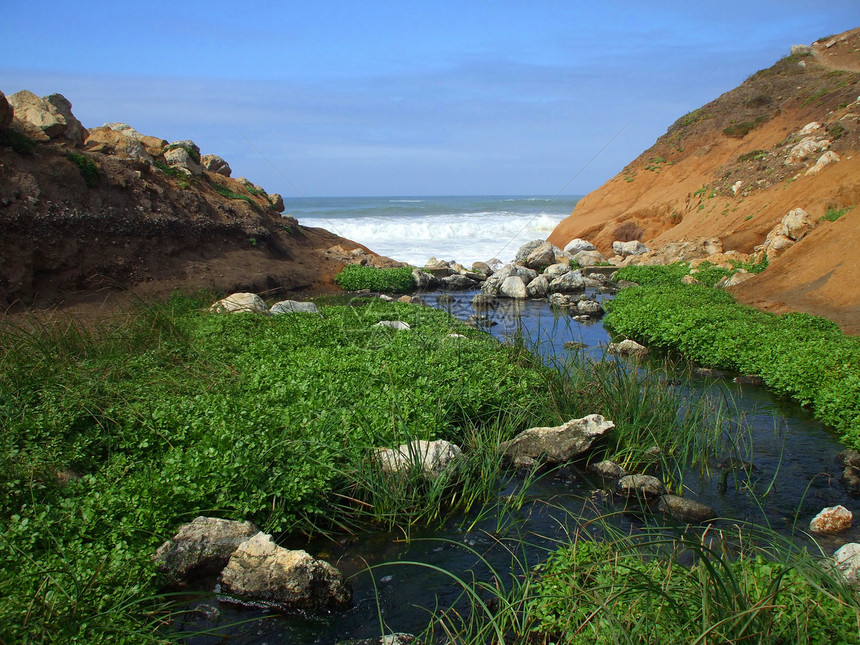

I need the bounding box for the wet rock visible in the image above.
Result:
[587,460,629,480]
[657,495,717,523]
[481,264,538,295]
[526,274,550,298]
[441,274,478,290]
[544,262,572,279]
[576,299,604,316]
[810,505,853,534]
[733,374,764,386]
[607,339,649,358]
[436,293,455,305]
[834,543,860,586]
[472,293,499,307]
[499,414,615,468]
[210,293,269,314]
[471,261,492,277]
[549,293,574,307]
[693,367,728,379]
[374,321,410,330]
[154,516,259,584]
[524,241,559,270]
[842,466,860,497]
[375,439,462,482]
[219,533,352,611]
[499,276,528,299]
[270,300,320,315]
[548,270,586,294]
[564,341,586,350]
[564,238,596,253]
[616,474,667,500]
[201,154,232,176]
[466,314,497,328]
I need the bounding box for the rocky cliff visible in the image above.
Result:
[548,28,860,333]
[0,89,399,312]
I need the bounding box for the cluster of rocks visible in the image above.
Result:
[754,207,816,264]
[154,517,351,612]
[0,89,286,213]
[210,292,320,315]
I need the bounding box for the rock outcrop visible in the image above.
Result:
[8,90,87,144]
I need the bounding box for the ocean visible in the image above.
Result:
[283,195,581,267]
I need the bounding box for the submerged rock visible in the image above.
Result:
[587,460,629,480]
[616,474,667,500]
[154,516,259,584]
[656,494,717,523]
[499,414,615,468]
[219,533,352,611]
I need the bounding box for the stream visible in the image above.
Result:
[178,287,857,644]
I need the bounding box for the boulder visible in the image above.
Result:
[834,543,860,587]
[270,300,320,315]
[268,193,285,212]
[806,150,840,175]
[777,208,814,241]
[612,240,649,257]
[499,276,528,299]
[515,240,548,263]
[201,154,232,176]
[471,261,492,277]
[576,300,604,316]
[524,242,558,271]
[572,250,607,267]
[481,265,537,295]
[798,121,823,136]
[104,122,167,156]
[84,126,154,163]
[219,532,351,611]
[169,139,201,159]
[499,414,615,468]
[656,495,717,523]
[810,505,853,534]
[564,238,596,253]
[616,474,667,499]
[527,274,550,298]
[607,339,649,358]
[164,146,203,176]
[544,262,572,279]
[0,91,12,129]
[8,90,87,144]
[715,270,754,289]
[786,137,830,164]
[210,293,268,314]
[154,516,259,584]
[375,439,462,482]
[374,320,410,330]
[548,270,586,294]
[441,274,478,291]
[412,268,438,290]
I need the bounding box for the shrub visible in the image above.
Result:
[821,205,853,222]
[334,264,415,293]
[723,121,756,138]
[0,127,35,154]
[65,152,99,187]
[737,149,768,162]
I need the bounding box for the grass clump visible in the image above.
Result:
[604,271,860,446]
[335,264,415,293]
[821,205,853,222]
[65,152,99,187]
[209,181,259,210]
[737,149,768,162]
[0,127,36,154]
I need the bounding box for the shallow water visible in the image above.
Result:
[178,288,857,643]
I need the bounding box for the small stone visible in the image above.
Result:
[210,293,268,314]
[269,300,320,315]
[657,495,717,523]
[374,320,410,330]
[587,460,629,480]
[607,339,649,358]
[810,505,853,534]
[616,474,667,499]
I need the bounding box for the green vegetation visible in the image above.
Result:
[675,108,711,129]
[0,127,35,154]
[827,122,847,140]
[693,186,708,198]
[737,149,768,162]
[644,156,667,172]
[605,267,860,446]
[152,160,192,189]
[245,184,267,197]
[524,530,858,644]
[334,264,415,293]
[804,87,830,106]
[209,181,259,209]
[723,115,769,139]
[821,205,854,222]
[65,152,99,187]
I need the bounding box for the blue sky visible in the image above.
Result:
[2,2,858,196]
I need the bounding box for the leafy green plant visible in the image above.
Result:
[334,264,415,293]
[723,121,756,138]
[209,181,259,210]
[65,152,99,187]
[245,184,267,197]
[737,149,768,162]
[827,122,847,140]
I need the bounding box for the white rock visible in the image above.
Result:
[810,505,853,534]
[499,276,529,299]
[564,238,596,253]
[834,543,860,586]
[798,121,823,136]
[608,339,649,358]
[269,300,320,315]
[786,137,830,164]
[805,150,840,175]
[612,240,649,257]
[374,320,410,330]
[210,293,268,314]
[375,439,462,481]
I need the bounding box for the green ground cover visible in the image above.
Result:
[334,264,416,293]
[606,265,860,447]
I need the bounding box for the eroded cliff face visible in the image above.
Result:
[548,28,860,333]
[0,90,399,312]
